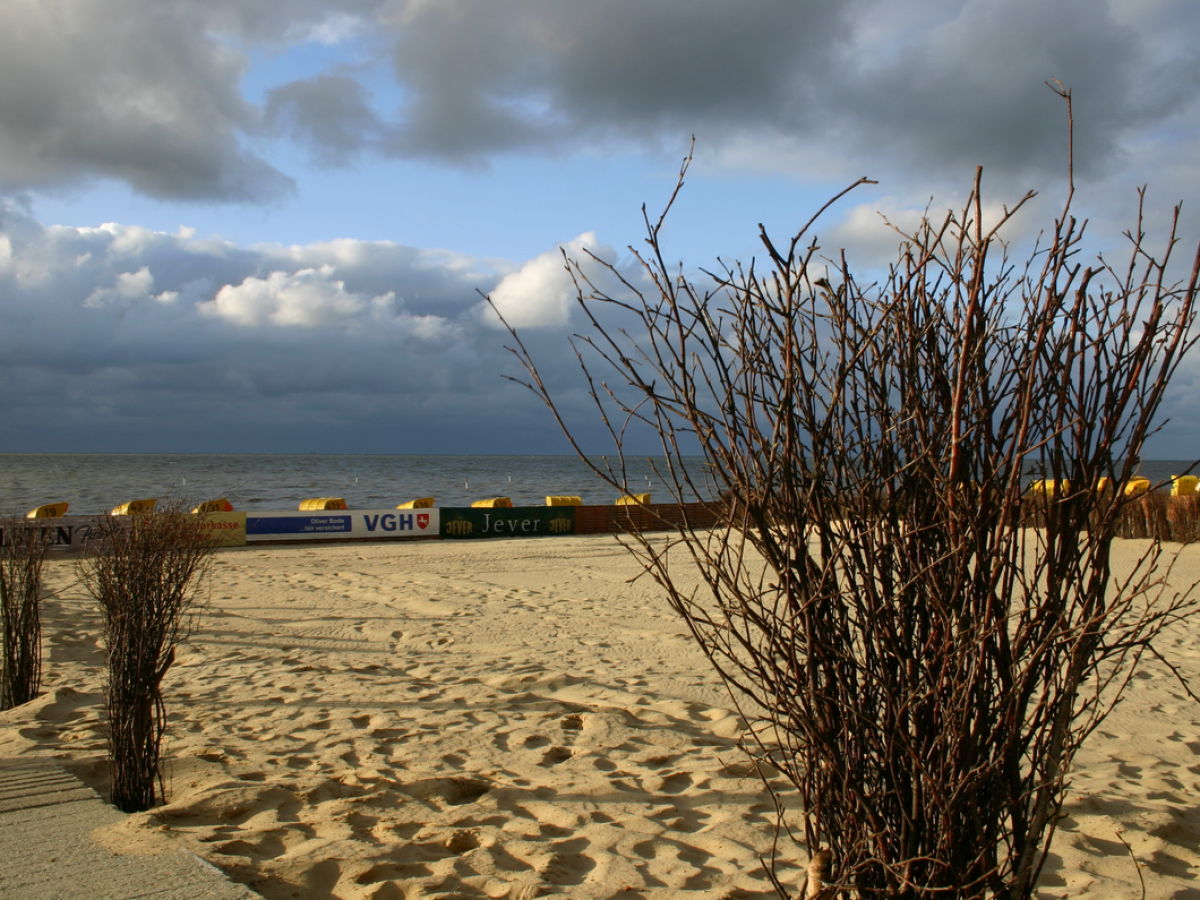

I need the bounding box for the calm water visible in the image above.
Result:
[0,453,1194,516]
[0,453,710,515]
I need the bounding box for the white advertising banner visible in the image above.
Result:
[0,515,119,552]
[2,513,246,552]
[245,509,440,543]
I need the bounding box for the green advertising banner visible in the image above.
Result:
[440,506,575,539]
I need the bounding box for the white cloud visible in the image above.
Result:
[483,232,605,329]
[297,11,366,45]
[203,266,370,328]
[819,199,921,270]
[200,264,468,339]
[0,207,597,451]
[83,265,179,308]
[819,192,1043,271]
[403,312,459,342]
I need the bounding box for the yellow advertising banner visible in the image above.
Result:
[198,511,247,547]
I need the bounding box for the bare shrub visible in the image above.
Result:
[78,504,215,812]
[0,520,52,709]
[497,98,1200,896]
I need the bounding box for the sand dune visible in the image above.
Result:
[2,534,1199,897]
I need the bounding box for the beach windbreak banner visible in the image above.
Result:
[439,506,574,539]
[245,509,439,542]
[0,516,119,551]
[1,512,246,550]
[197,511,247,547]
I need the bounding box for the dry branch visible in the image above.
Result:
[495,104,1200,897]
[0,520,52,709]
[77,504,214,812]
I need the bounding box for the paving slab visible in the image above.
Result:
[0,758,258,899]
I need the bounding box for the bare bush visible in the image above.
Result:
[1,520,52,709]
[497,97,1200,897]
[78,504,215,812]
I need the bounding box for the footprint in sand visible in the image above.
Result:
[540,838,598,886]
[354,861,433,888]
[539,746,572,766]
[443,829,481,853]
[213,830,288,860]
[304,858,342,894]
[402,776,492,807]
[346,811,380,838]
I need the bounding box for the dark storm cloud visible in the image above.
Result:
[0,0,292,200]
[198,0,385,43]
[262,0,1199,191]
[1,0,1196,453]
[836,0,1200,185]
[0,202,615,452]
[265,75,387,166]
[3,1,1194,204]
[377,0,855,159]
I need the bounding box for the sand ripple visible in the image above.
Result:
[3,536,1199,897]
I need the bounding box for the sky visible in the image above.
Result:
[2,0,1199,457]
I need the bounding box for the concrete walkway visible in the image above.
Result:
[0,758,258,899]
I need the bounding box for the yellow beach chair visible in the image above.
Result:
[1171,475,1198,497]
[1123,478,1151,498]
[397,497,434,509]
[110,499,157,515]
[615,493,651,506]
[26,502,69,519]
[299,498,347,510]
[1028,480,1069,498]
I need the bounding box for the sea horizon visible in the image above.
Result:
[2,451,1197,517]
[0,451,707,515]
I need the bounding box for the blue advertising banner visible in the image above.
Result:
[248,514,352,536]
[246,509,439,542]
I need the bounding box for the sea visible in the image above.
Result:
[1,453,1196,516]
[0,453,709,515]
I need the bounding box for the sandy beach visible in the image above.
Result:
[2,533,1199,898]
